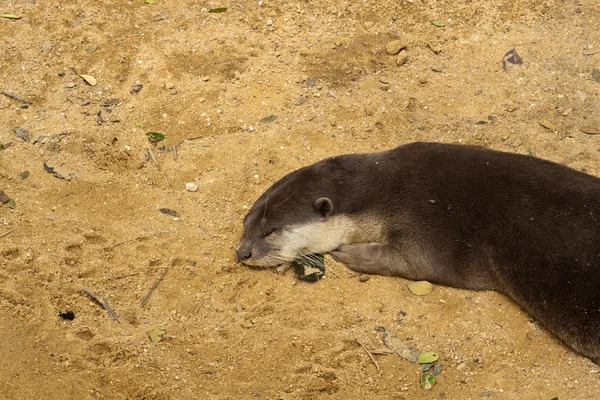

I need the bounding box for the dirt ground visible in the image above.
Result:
[1,0,600,399]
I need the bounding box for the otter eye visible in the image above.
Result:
[263,228,278,238]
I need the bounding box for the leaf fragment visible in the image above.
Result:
[418,351,439,364]
[592,69,600,83]
[145,0,155,4]
[502,48,523,71]
[580,126,600,135]
[79,74,97,86]
[208,7,227,13]
[420,372,436,390]
[292,254,325,282]
[539,120,556,130]
[431,21,445,27]
[148,326,165,343]
[0,14,21,19]
[6,198,15,209]
[406,280,433,296]
[146,132,165,142]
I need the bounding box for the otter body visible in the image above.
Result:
[236,142,600,364]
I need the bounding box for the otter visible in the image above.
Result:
[235,142,600,364]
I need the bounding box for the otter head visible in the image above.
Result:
[235,167,356,267]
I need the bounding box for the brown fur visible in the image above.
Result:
[237,142,600,364]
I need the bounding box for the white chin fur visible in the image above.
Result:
[278,216,357,260]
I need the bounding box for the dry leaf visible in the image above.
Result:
[539,120,556,130]
[406,280,433,296]
[580,126,600,135]
[0,14,21,19]
[80,74,97,86]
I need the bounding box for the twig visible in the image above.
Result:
[353,332,380,371]
[182,300,206,331]
[147,148,161,171]
[108,272,140,281]
[0,229,14,238]
[82,287,120,323]
[173,145,178,161]
[1,90,31,104]
[141,268,168,307]
[103,231,166,250]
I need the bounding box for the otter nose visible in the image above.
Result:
[236,249,252,261]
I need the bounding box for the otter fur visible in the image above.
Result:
[236,142,600,364]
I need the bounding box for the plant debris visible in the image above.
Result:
[2,90,31,104]
[502,48,523,71]
[418,351,440,364]
[0,14,21,19]
[406,280,434,296]
[260,114,277,123]
[79,74,97,86]
[431,21,445,27]
[146,132,165,142]
[13,128,29,142]
[208,7,227,13]
[159,208,179,217]
[381,328,419,363]
[420,372,436,390]
[141,268,168,307]
[592,69,600,83]
[580,126,600,135]
[82,287,120,322]
[130,83,144,94]
[292,254,325,281]
[43,161,75,180]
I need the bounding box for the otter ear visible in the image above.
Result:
[314,197,334,217]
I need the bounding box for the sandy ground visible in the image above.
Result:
[1,0,600,399]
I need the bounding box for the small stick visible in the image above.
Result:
[147,148,161,171]
[103,232,166,250]
[141,268,168,307]
[0,229,14,239]
[173,145,178,161]
[182,300,206,331]
[108,272,140,281]
[1,90,31,104]
[82,287,120,323]
[353,332,380,371]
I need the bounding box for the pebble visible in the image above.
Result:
[41,43,53,51]
[0,190,9,204]
[431,64,445,72]
[396,50,409,66]
[186,182,198,192]
[456,362,466,371]
[293,96,306,106]
[266,19,273,26]
[306,77,315,88]
[359,274,370,282]
[385,39,408,55]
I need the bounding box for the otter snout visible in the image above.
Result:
[235,241,253,263]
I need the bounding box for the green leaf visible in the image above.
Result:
[148,326,165,342]
[145,0,155,4]
[431,21,445,27]
[420,372,436,390]
[292,254,325,282]
[146,132,165,142]
[6,198,15,209]
[208,7,227,13]
[0,14,21,19]
[418,351,439,364]
[135,122,143,127]
[406,280,433,296]
[0,144,4,151]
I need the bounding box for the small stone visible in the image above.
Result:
[199,97,206,103]
[266,19,273,26]
[418,77,428,85]
[456,362,466,371]
[385,39,408,55]
[41,43,53,51]
[396,50,408,66]
[19,171,30,180]
[306,77,315,88]
[165,82,174,90]
[63,82,77,88]
[293,96,306,106]
[100,98,121,107]
[431,64,445,72]
[186,182,198,192]
[359,274,370,282]
[130,84,144,94]
[0,190,9,204]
